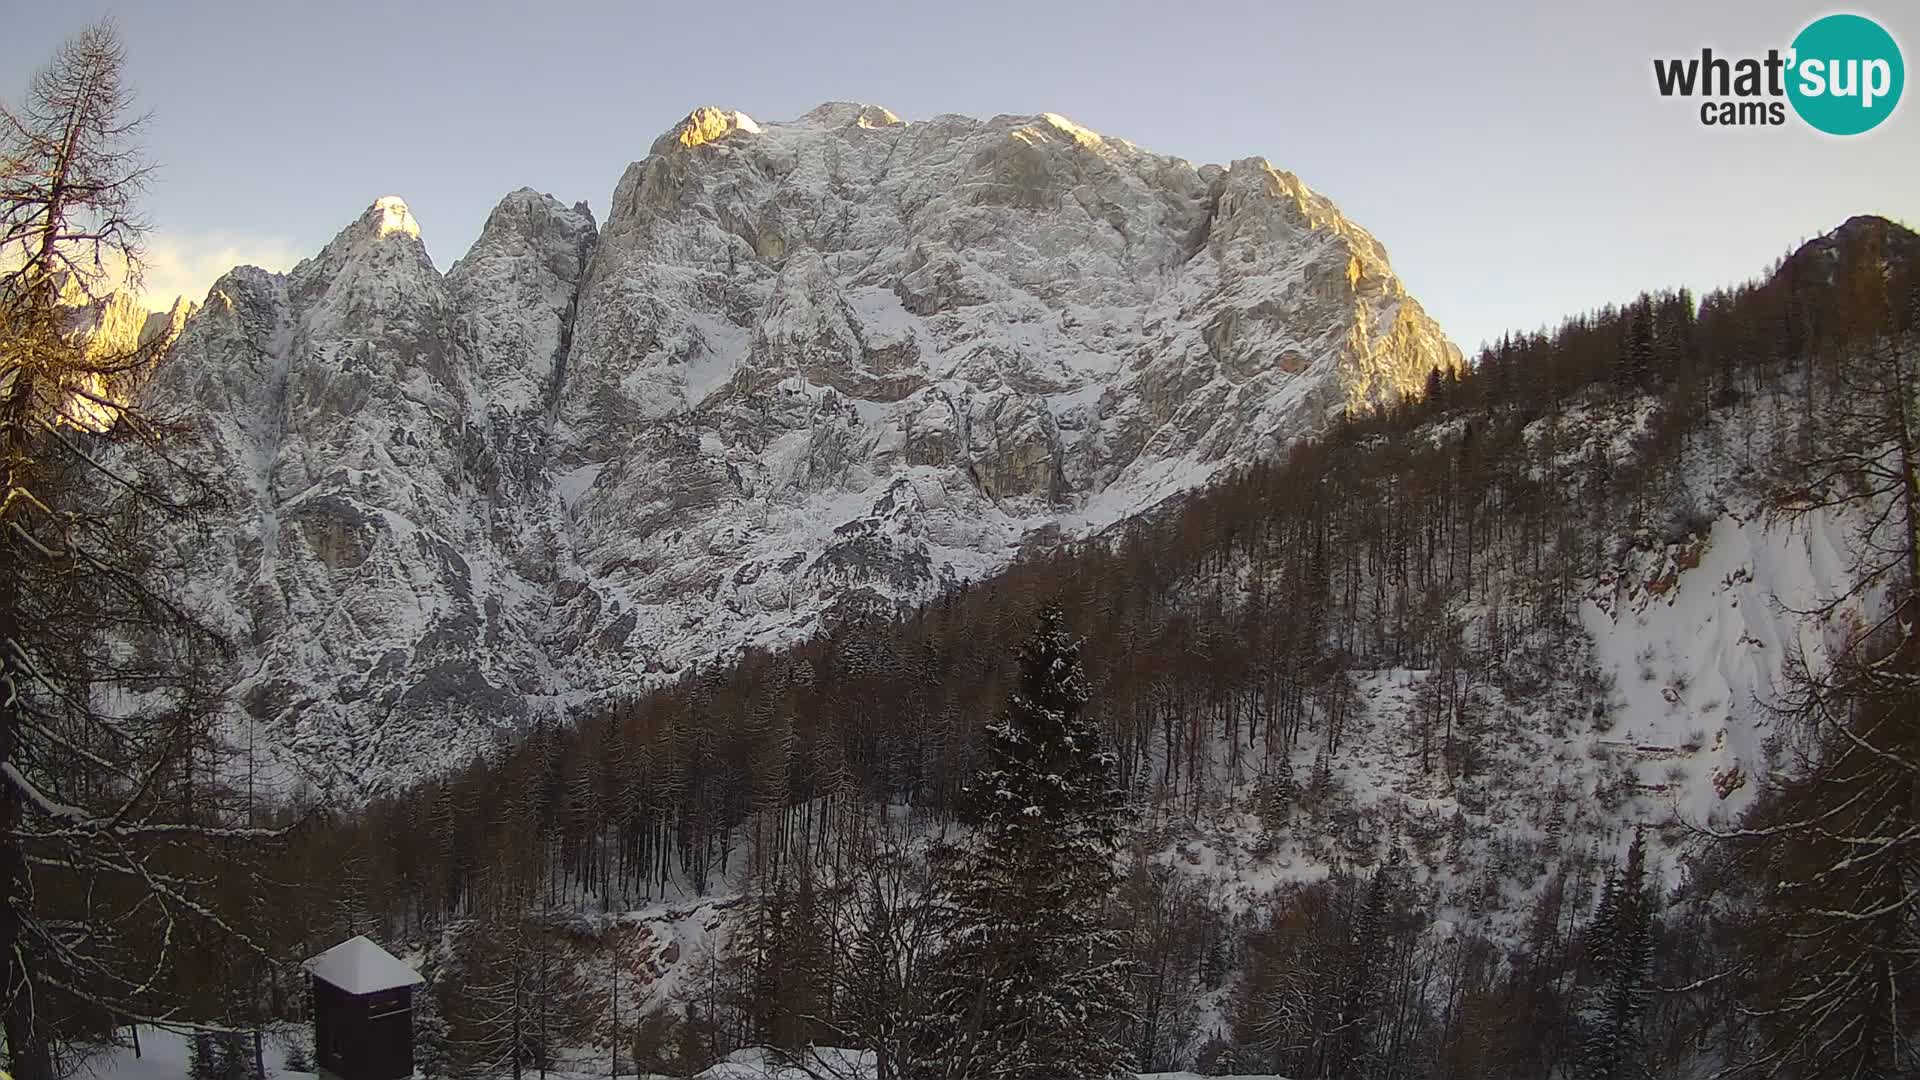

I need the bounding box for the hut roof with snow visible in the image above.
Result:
[302,935,424,995]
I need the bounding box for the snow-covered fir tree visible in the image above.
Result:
[1331,845,1404,1078]
[1574,827,1655,1080]
[918,603,1135,1080]
[187,1031,252,1080]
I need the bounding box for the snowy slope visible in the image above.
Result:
[1107,386,1892,986]
[1578,506,1866,828]
[80,1025,313,1080]
[141,103,1461,794]
[81,1028,1297,1080]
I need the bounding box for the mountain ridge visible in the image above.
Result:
[138,101,1462,794]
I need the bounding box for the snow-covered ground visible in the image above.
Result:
[80,1030,1293,1080]
[1579,504,1866,833]
[80,1025,310,1080]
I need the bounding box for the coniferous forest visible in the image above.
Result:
[6,20,1920,1080]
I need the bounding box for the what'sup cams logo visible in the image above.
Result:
[1654,13,1904,134]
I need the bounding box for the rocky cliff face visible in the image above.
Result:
[147,195,596,786]
[143,104,1460,794]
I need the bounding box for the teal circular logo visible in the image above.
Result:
[1788,14,1904,135]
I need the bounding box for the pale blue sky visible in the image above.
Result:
[4,0,1915,351]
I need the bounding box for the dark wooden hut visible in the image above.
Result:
[302,935,425,1080]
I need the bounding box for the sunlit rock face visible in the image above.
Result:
[556,104,1459,690]
[144,105,1459,794]
[47,278,197,429]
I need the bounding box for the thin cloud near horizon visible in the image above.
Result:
[124,230,304,313]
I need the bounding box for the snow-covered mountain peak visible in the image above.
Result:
[321,195,425,257]
[652,106,765,156]
[371,195,420,238]
[1029,110,1107,147]
[285,196,442,322]
[795,101,902,129]
[147,104,1463,793]
[455,188,598,290]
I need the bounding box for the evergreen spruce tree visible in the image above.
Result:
[1253,757,1294,848]
[1267,756,1295,824]
[185,1031,249,1080]
[1309,750,1333,805]
[1330,858,1398,1079]
[1545,786,1570,848]
[218,1032,252,1080]
[1574,828,1655,1080]
[1617,301,1657,390]
[920,603,1134,1080]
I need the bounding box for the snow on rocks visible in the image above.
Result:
[145,104,1461,793]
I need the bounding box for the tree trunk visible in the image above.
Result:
[2,1001,54,1080]
[0,635,53,1080]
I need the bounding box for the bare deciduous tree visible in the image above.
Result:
[1708,318,1920,1079]
[1,20,283,1080]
